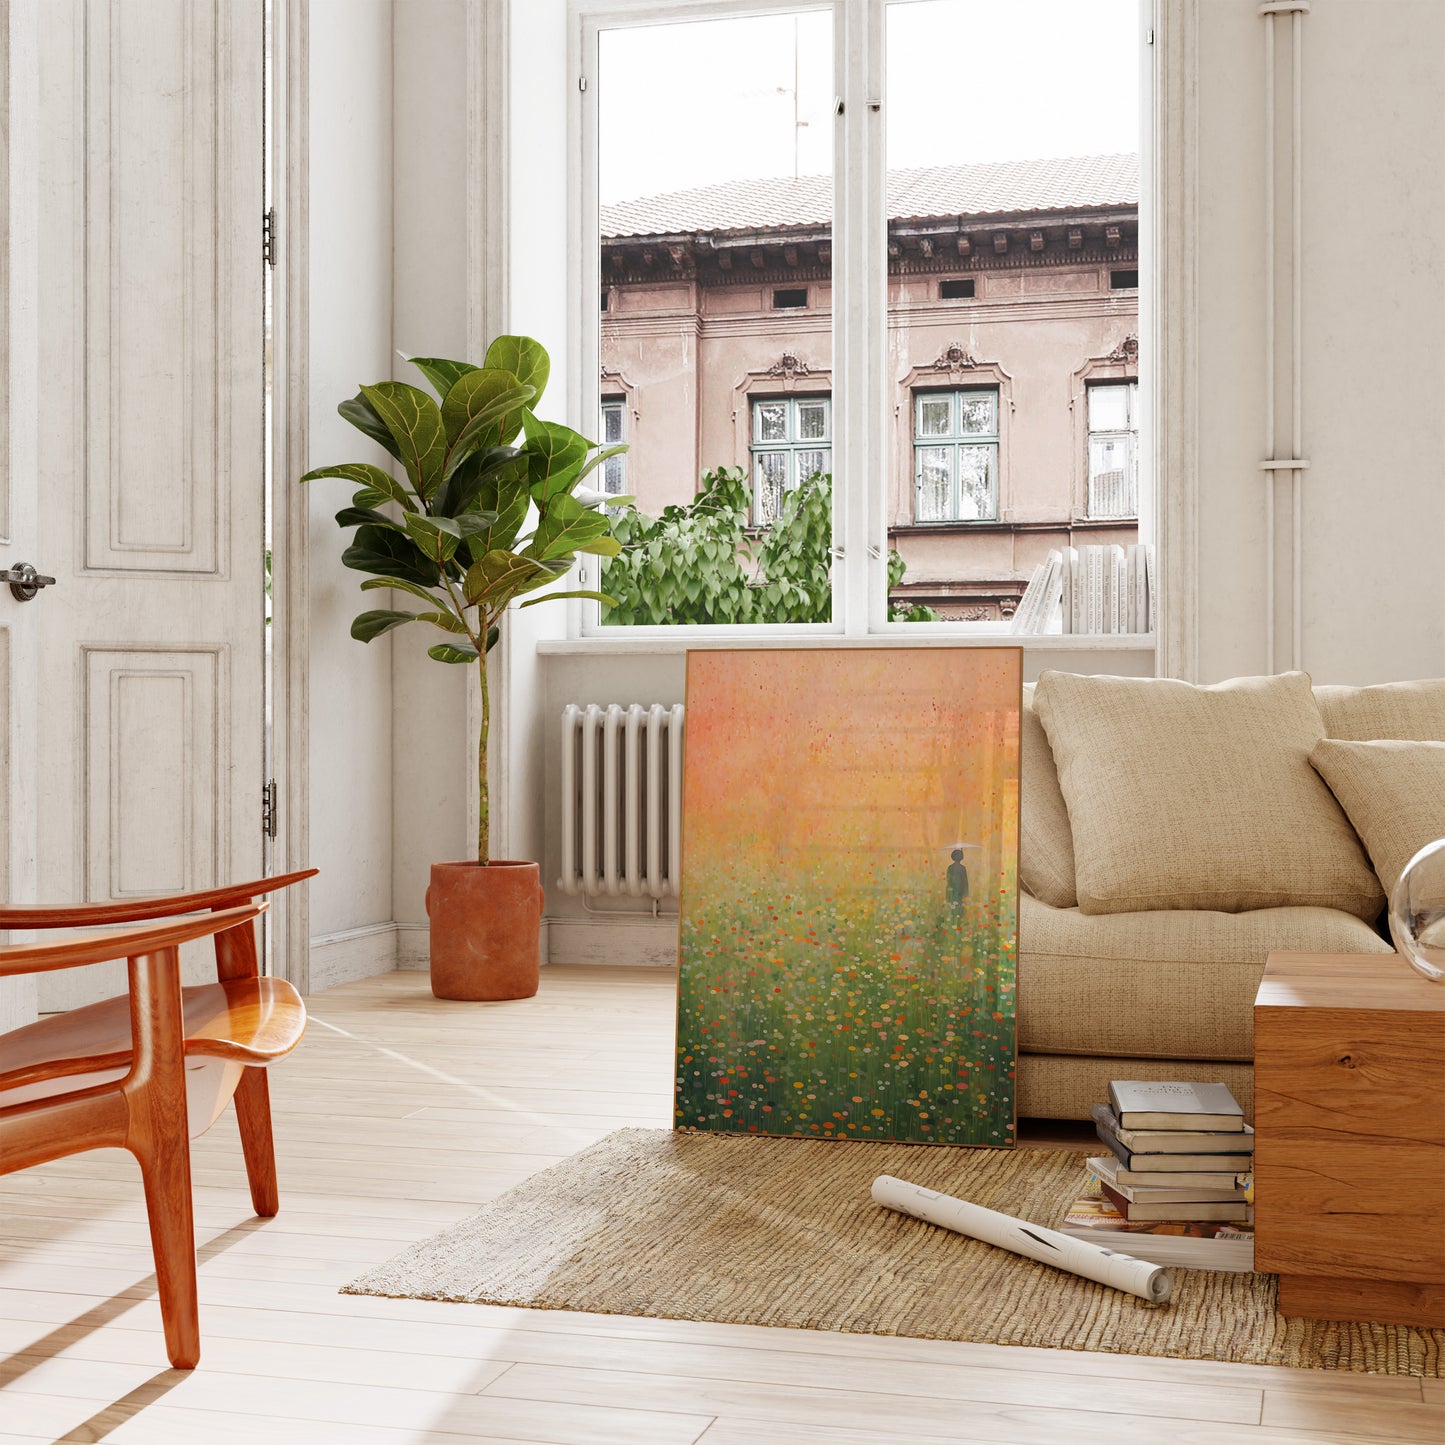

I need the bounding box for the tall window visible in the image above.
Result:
[751,396,831,525]
[599,397,627,496]
[583,0,1144,632]
[1086,381,1138,519]
[913,389,999,522]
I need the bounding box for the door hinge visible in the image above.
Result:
[1145,27,1155,44]
[263,207,278,268]
[262,779,279,839]
[579,75,588,92]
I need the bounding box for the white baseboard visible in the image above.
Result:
[396,921,430,971]
[545,915,678,967]
[307,922,399,993]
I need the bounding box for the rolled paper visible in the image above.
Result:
[871,1174,1173,1304]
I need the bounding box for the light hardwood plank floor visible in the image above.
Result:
[1,965,1438,1444]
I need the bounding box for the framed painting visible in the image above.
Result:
[675,647,1021,1148]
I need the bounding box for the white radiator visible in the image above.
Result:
[558,703,685,899]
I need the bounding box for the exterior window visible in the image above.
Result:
[599,398,627,496]
[912,389,999,522]
[750,396,831,525]
[1086,382,1137,518]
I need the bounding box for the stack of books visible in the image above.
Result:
[1010,543,1156,636]
[1060,1080,1255,1271]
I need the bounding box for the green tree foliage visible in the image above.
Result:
[602,468,940,625]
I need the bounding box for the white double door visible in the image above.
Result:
[2,0,268,1019]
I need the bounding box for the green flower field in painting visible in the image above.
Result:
[674,648,1021,1149]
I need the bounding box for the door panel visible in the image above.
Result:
[36,0,265,1012]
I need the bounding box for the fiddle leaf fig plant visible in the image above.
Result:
[301,335,625,862]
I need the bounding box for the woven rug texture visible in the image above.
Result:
[343,1127,1443,1375]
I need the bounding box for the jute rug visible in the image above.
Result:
[343,1128,1443,1375]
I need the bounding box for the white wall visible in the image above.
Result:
[390,0,472,957]
[306,0,398,982]
[1192,0,1445,684]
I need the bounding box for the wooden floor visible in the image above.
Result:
[1,966,1440,1444]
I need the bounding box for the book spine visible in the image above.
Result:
[1061,548,1075,634]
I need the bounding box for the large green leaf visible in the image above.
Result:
[334,505,402,531]
[359,575,447,608]
[337,394,403,463]
[441,446,529,522]
[577,533,622,558]
[341,524,442,588]
[403,512,462,565]
[351,609,418,642]
[519,588,617,609]
[443,386,537,480]
[440,368,532,450]
[416,609,470,635]
[521,414,591,501]
[405,355,478,401]
[526,493,611,561]
[299,460,415,512]
[359,382,448,499]
[463,549,568,609]
[428,640,480,665]
[483,335,550,411]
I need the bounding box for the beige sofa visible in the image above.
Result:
[1015,674,1445,1121]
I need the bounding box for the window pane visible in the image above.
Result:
[755,402,788,443]
[917,396,951,437]
[1088,384,1129,433]
[796,400,828,441]
[885,0,1139,621]
[602,403,624,444]
[916,447,952,521]
[603,454,626,494]
[957,391,996,437]
[1088,435,1135,518]
[597,9,834,625]
[957,445,996,520]
[796,449,828,482]
[755,451,790,524]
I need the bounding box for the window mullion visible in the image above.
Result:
[831,0,885,637]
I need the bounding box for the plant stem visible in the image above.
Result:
[477,644,490,863]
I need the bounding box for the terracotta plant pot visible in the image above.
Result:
[426,860,543,1001]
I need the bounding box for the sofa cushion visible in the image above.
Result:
[1316,679,1445,741]
[1033,669,1384,920]
[1019,684,1077,909]
[1018,891,1393,1062]
[1310,739,1445,897]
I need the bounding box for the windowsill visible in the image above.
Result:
[537,632,1157,656]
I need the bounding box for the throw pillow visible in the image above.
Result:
[1309,739,1445,897]
[1315,679,1445,741]
[1033,669,1384,920]
[1019,684,1077,908]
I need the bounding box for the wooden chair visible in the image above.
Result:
[0,870,315,1368]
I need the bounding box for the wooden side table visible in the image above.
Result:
[1254,951,1445,1327]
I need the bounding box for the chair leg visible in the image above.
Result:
[137,1138,201,1369]
[125,946,202,1370]
[234,1066,280,1217]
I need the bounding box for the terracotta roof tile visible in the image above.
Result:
[601,154,1138,239]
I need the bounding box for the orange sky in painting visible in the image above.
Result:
[682,649,1020,897]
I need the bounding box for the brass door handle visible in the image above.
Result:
[1,562,57,601]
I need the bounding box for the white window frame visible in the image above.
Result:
[912,388,1000,523]
[751,395,832,525]
[599,395,628,497]
[567,0,1161,647]
[1085,380,1139,520]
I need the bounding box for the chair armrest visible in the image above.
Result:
[0,869,315,929]
[0,903,266,977]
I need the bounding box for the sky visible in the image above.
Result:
[598,0,1141,207]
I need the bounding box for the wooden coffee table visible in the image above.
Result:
[1254,951,1445,1327]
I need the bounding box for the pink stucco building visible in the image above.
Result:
[599,153,1140,620]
